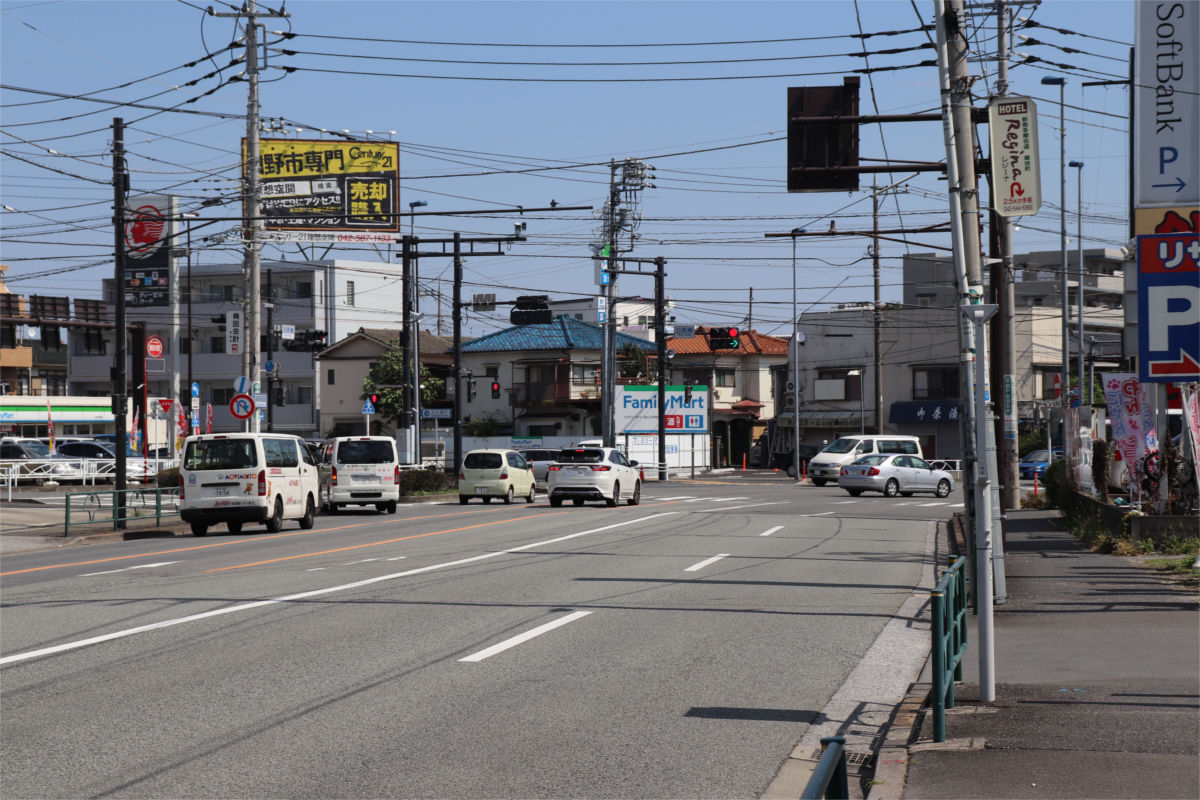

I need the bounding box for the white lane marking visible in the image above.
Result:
[1,513,678,667]
[385,556,407,561]
[343,557,387,565]
[918,502,948,507]
[759,526,784,537]
[305,568,327,572]
[459,611,591,663]
[802,511,835,517]
[832,500,858,505]
[79,561,180,577]
[685,554,730,572]
[689,501,783,512]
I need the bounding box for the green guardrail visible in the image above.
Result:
[931,555,968,742]
[64,487,180,537]
[800,736,850,800]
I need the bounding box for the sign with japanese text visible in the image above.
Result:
[1137,233,1200,382]
[988,96,1042,217]
[226,310,242,356]
[1102,373,1159,488]
[123,194,174,307]
[247,138,399,243]
[616,385,709,435]
[1134,1,1198,208]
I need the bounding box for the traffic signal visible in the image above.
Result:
[369,393,379,405]
[467,380,477,402]
[490,380,501,399]
[684,384,693,404]
[510,295,552,325]
[708,327,741,350]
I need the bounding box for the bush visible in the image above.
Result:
[156,466,179,487]
[397,469,457,496]
[1042,458,1068,510]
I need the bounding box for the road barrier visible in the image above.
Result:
[800,735,850,799]
[64,487,181,537]
[931,556,968,742]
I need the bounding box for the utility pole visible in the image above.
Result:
[266,268,274,432]
[210,1,288,431]
[994,0,1020,510]
[872,184,883,434]
[111,117,128,529]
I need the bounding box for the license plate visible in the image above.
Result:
[352,475,375,483]
[214,488,229,497]
[476,486,489,494]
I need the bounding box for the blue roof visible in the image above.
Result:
[459,315,658,353]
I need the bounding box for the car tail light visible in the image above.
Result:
[868,467,880,476]
[589,465,611,471]
[394,465,400,485]
[840,467,847,476]
[500,471,508,480]
[178,473,185,500]
[331,465,338,486]
[459,472,466,480]
[258,469,267,496]
[548,465,561,471]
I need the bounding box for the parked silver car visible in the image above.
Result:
[837,454,954,498]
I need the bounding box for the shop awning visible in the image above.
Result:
[776,410,876,428]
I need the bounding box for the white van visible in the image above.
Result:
[807,435,923,486]
[179,433,319,536]
[318,436,401,514]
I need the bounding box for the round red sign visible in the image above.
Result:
[145,336,164,359]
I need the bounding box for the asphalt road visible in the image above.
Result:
[1,474,960,798]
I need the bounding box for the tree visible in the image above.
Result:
[362,340,445,427]
[618,342,650,383]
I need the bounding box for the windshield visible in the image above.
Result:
[336,440,395,464]
[1024,450,1050,461]
[21,443,52,457]
[184,439,257,470]
[822,438,860,454]
[463,452,503,469]
[556,448,604,464]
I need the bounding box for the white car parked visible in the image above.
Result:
[547,446,641,507]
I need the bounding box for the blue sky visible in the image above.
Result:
[1,0,1135,338]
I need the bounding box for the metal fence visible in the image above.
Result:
[930,555,969,742]
[800,736,850,800]
[63,486,181,536]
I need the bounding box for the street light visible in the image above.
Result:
[1041,76,1069,417]
[1069,160,1085,405]
[408,200,427,463]
[791,227,806,482]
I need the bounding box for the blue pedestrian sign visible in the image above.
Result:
[191,382,200,399]
[362,398,376,414]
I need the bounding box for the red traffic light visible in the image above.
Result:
[727,327,740,338]
[369,394,379,404]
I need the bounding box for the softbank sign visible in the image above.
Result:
[616,385,709,434]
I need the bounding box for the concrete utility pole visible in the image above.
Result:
[210,1,288,431]
[872,185,883,434]
[995,1,1020,510]
[111,117,128,529]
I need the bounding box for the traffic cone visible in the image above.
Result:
[640,466,645,482]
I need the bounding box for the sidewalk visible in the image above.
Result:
[887,509,1199,800]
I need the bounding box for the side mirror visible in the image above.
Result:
[629,460,639,467]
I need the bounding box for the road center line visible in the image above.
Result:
[79,561,180,577]
[459,611,591,663]
[685,554,730,572]
[0,512,678,667]
[759,526,784,537]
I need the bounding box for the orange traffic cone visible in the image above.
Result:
[640,465,645,482]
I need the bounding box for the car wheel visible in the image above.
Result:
[386,500,398,514]
[483,496,492,504]
[300,496,316,529]
[900,491,914,497]
[525,484,536,504]
[190,521,208,537]
[227,521,243,534]
[936,479,952,498]
[503,486,514,505]
[375,503,388,513]
[459,495,469,505]
[884,479,900,497]
[328,502,340,514]
[606,481,620,507]
[265,497,284,532]
[846,489,862,497]
[627,480,641,506]
[812,478,827,487]
[572,497,584,507]
[550,496,563,507]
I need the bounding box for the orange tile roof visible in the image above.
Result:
[666,326,789,355]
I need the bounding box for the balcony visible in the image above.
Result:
[510,381,600,407]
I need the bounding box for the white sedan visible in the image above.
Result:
[547,446,641,507]
[838,454,954,498]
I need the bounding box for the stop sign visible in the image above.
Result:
[145,336,164,359]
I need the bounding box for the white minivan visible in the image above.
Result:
[179,433,319,536]
[318,436,401,514]
[807,435,923,486]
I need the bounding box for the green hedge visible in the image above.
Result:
[398,469,457,495]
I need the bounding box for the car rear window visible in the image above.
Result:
[184,439,257,470]
[521,450,559,462]
[464,452,503,469]
[556,448,604,464]
[336,440,395,464]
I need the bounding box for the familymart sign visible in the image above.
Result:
[616,385,709,435]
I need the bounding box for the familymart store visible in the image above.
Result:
[0,396,116,439]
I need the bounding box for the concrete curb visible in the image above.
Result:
[866,680,931,800]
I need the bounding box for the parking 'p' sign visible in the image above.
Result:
[229,392,256,420]
[1138,233,1200,383]
[145,336,164,359]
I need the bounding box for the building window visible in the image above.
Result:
[295,385,313,405]
[327,368,335,385]
[816,368,861,401]
[212,387,234,405]
[715,369,736,388]
[210,336,225,354]
[913,366,960,400]
[346,281,355,306]
[296,281,312,298]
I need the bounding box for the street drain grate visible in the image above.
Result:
[845,751,874,769]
